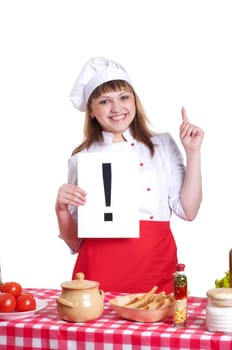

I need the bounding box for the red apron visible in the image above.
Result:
[72,221,177,294]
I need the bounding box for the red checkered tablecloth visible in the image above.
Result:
[0,288,232,350]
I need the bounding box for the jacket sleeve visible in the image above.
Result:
[67,155,78,223]
[165,133,187,220]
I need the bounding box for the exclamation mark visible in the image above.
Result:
[102,163,113,221]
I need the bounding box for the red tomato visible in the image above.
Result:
[21,292,34,298]
[1,282,22,298]
[16,293,36,312]
[0,293,16,312]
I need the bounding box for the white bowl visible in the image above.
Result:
[0,298,47,320]
[110,293,174,323]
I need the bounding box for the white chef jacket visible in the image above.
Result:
[67,128,187,224]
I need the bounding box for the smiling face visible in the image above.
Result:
[89,88,136,142]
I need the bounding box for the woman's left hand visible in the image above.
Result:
[180,107,204,153]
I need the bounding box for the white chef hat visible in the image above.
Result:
[69,57,132,112]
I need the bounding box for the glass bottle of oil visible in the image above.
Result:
[173,263,188,327]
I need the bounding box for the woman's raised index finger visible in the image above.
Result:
[181,107,189,123]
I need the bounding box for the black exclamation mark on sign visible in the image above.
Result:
[102,163,113,221]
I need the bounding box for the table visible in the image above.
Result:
[0,288,232,350]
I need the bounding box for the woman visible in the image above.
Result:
[55,57,204,293]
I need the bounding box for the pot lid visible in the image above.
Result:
[207,288,232,307]
[61,272,99,290]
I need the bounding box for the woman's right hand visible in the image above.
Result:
[56,184,87,211]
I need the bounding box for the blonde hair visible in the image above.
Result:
[72,80,155,156]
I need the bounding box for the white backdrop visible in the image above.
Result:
[0,0,232,296]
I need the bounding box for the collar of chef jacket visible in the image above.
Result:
[101,128,135,145]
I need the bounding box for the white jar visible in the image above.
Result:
[206,288,232,333]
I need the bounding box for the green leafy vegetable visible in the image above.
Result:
[215,271,230,288]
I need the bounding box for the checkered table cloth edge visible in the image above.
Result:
[0,288,232,350]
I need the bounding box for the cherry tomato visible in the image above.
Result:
[1,282,22,298]
[16,293,36,312]
[0,292,16,312]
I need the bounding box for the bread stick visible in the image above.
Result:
[125,286,158,308]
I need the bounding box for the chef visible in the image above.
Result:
[55,57,204,293]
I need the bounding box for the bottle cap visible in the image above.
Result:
[176,263,185,271]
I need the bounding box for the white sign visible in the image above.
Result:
[77,152,139,238]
